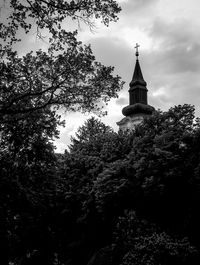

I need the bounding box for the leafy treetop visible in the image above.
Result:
[1,0,121,47]
[0,0,123,120]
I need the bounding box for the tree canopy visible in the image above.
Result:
[1,0,121,46]
[2,104,200,264]
[0,0,123,121]
[58,105,200,265]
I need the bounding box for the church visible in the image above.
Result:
[117,44,155,131]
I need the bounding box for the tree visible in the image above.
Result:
[0,0,123,120]
[0,46,123,121]
[0,2,124,264]
[90,105,200,224]
[54,118,132,264]
[70,116,113,150]
[115,211,199,265]
[3,104,200,264]
[44,105,200,265]
[0,106,62,265]
[1,0,121,46]
[64,104,200,265]
[63,117,130,208]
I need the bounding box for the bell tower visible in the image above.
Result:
[117,44,155,131]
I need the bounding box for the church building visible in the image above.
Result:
[117,44,155,131]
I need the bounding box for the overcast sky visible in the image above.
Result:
[54,0,200,153]
[6,0,200,152]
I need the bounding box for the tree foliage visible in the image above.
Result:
[1,0,121,46]
[57,105,200,265]
[70,116,114,151]
[1,46,122,120]
[2,101,200,264]
[116,211,199,265]
[0,0,123,121]
[1,2,123,264]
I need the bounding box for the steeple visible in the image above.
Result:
[129,43,147,106]
[129,58,148,105]
[130,59,147,87]
[117,43,155,131]
[122,44,154,117]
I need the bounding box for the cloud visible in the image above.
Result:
[120,0,159,14]
[55,142,68,153]
[58,123,75,135]
[116,97,128,106]
[147,18,200,74]
[88,36,135,84]
[117,0,160,30]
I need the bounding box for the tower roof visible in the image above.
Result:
[129,59,147,87]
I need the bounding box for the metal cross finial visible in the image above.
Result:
[135,43,140,58]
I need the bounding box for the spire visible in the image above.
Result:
[121,44,154,117]
[130,59,147,87]
[128,44,147,105]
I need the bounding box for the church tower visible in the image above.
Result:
[117,44,155,131]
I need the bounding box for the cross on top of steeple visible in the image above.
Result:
[134,43,140,59]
